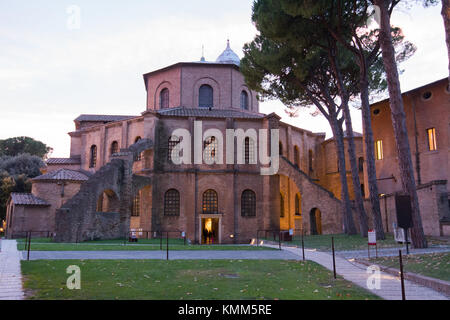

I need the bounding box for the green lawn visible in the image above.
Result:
[17,238,275,251]
[21,259,380,300]
[369,252,450,282]
[260,233,448,252]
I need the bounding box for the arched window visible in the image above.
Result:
[358,157,364,172]
[160,88,169,109]
[168,136,181,163]
[110,141,119,156]
[280,193,285,218]
[240,91,249,110]
[295,193,301,216]
[89,145,97,168]
[279,141,283,156]
[308,149,313,172]
[134,136,142,161]
[203,136,218,163]
[132,192,140,217]
[241,189,256,217]
[202,189,218,214]
[164,189,180,216]
[293,146,300,167]
[244,137,255,164]
[199,84,213,108]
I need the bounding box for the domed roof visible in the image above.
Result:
[216,40,240,66]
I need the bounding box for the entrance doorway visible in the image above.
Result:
[310,208,322,235]
[201,218,219,244]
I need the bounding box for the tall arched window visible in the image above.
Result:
[168,136,181,163]
[203,136,218,163]
[244,137,255,164]
[308,149,313,172]
[280,193,285,218]
[160,88,169,109]
[279,141,283,156]
[199,84,213,108]
[240,91,249,110]
[241,190,256,217]
[110,141,119,156]
[132,192,140,217]
[164,189,180,216]
[358,157,364,172]
[134,136,142,161]
[202,189,218,214]
[293,146,300,167]
[89,145,97,168]
[295,193,301,216]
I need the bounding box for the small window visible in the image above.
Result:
[110,141,119,156]
[358,157,364,172]
[280,193,285,218]
[422,91,432,100]
[168,136,181,163]
[89,145,97,168]
[293,146,300,167]
[241,190,256,217]
[244,137,255,164]
[426,128,437,151]
[160,88,169,109]
[203,136,218,163]
[279,141,283,156]
[240,91,249,110]
[164,189,180,216]
[199,84,213,108]
[202,189,218,214]
[295,193,301,216]
[308,150,313,172]
[375,140,383,160]
[373,109,380,115]
[132,192,140,217]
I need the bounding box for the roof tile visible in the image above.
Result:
[10,193,50,206]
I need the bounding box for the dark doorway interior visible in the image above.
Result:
[310,208,322,235]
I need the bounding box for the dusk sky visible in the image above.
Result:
[0,1,448,157]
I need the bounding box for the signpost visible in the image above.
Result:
[368,229,377,259]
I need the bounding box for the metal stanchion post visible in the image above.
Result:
[27,232,31,261]
[332,237,336,279]
[166,232,169,261]
[301,230,305,261]
[399,250,406,300]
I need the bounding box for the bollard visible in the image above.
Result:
[301,230,305,261]
[399,250,406,300]
[27,232,31,261]
[332,236,336,279]
[166,232,169,261]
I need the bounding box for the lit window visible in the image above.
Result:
[426,128,437,151]
[132,192,140,217]
[241,190,256,217]
[375,140,383,160]
[202,189,218,214]
[295,193,301,216]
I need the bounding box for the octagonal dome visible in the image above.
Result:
[216,40,240,66]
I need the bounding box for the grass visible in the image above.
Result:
[261,233,449,252]
[369,252,450,282]
[21,259,380,300]
[16,238,275,251]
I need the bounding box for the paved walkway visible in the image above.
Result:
[21,249,298,260]
[336,246,450,259]
[0,240,24,300]
[262,243,448,300]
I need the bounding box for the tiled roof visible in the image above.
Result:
[33,169,89,182]
[74,114,137,122]
[10,193,50,206]
[157,107,264,119]
[47,157,81,165]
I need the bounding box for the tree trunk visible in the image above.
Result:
[360,73,386,240]
[374,0,427,248]
[342,102,369,237]
[443,0,450,83]
[331,118,357,235]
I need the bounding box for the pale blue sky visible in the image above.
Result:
[0,1,447,157]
